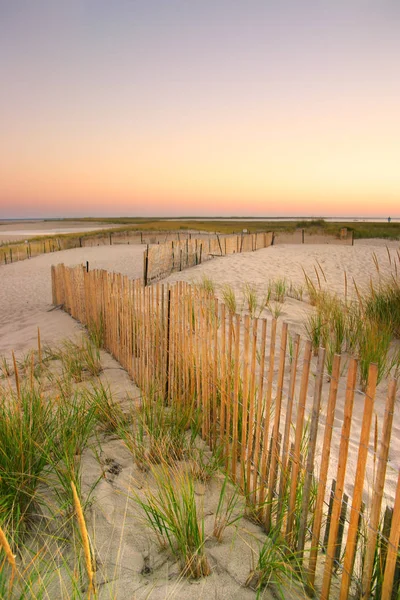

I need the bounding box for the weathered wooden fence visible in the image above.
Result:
[273,229,354,245]
[2,228,353,267]
[51,263,399,599]
[0,230,221,266]
[144,231,274,284]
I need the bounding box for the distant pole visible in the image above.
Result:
[86,261,89,272]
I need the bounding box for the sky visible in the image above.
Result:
[0,1,399,219]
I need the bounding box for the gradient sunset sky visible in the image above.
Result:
[1,1,399,218]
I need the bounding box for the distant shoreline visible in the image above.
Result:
[1,216,398,224]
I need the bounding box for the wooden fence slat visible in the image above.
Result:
[382,470,400,600]
[307,354,341,591]
[339,362,378,599]
[212,297,219,448]
[258,318,277,511]
[320,357,358,600]
[240,315,251,488]
[361,379,397,600]
[277,333,300,528]
[265,322,288,533]
[225,312,234,469]
[246,318,259,491]
[286,340,313,546]
[251,319,267,503]
[297,346,326,560]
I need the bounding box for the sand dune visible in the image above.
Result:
[1,237,400,598]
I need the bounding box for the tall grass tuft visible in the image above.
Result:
[222,284,237,316]
[118,392,199,469]
[135,463,210,578]
[246,537,301,599]
[56,338,102,382]
[0,382,56,541]
[242,283,259,318]
[365,279,400,338]
[88,313,105,349]
[305,312,327,356]
[49,390,97,508]
[213,475,242,542]
[357,320,393,388]
[273,278,287,303]
[86,380,125,433]
[0,356,11,378]
[198,275,215,295]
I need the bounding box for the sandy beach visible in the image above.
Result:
[2,239,399,468]
[1,236,399,599]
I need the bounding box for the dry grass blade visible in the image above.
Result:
[316,259,327,283]
[352,277,365,314]
[0,525,16,591]
[37,327,42,368]
[71,481,95,597]
[314,266,321,290]
[11,351,21,406]
[372,251,380,275]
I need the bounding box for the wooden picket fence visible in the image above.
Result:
[144,232,274,284]
[0,229,222,266]
[51,263,400,599]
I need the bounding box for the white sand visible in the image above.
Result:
[1,237,400,598]
[0,245,145,356]
[162,240,400,504]
[0,241,281,600]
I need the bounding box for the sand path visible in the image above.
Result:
[0,245,145,357]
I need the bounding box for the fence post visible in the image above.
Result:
[143,245,149,287]
[217,234,223,255]
[375,506,394,598]
[164,289,171,403]
[323,480,336,551]
[334,493,348,571]
[302,229,305,244]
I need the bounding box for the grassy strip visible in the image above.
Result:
[2,219,400,257]
[48,216,400,238]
